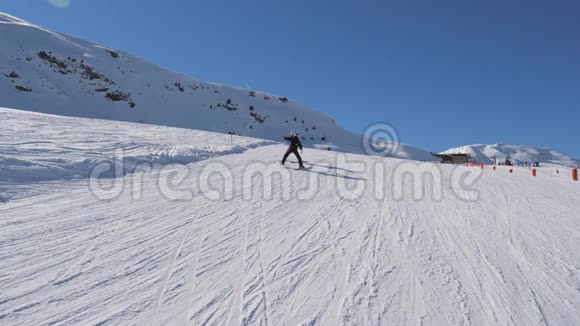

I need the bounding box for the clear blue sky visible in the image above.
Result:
[2,0,579,157]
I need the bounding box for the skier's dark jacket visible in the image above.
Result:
[284,135,303,150]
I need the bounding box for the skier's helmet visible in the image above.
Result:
[290,131,297,137]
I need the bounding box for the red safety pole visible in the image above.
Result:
[480,163,484,169]
[573,168,578,181]
[493,166,496,171]
[509,169,513,174]
[532,169,537,177]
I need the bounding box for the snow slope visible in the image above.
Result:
[0,108,272,202]
[443,143,579,167]
[0,12,432,161]
[2,108,580,325]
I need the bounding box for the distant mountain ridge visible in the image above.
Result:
[442,144,579,167]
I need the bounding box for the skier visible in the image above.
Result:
[281,132,305,169]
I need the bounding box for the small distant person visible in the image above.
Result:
[281,132,305,169]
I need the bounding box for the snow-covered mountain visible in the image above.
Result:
[442,143,579,167]
[0,12,432,161]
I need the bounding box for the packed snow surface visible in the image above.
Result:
[2,108,580,325]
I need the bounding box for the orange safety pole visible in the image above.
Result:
[532,169,537,177]
[573,168,578,181]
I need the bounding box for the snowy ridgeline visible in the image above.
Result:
[442,144,579,168]
[0,12,433,160]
